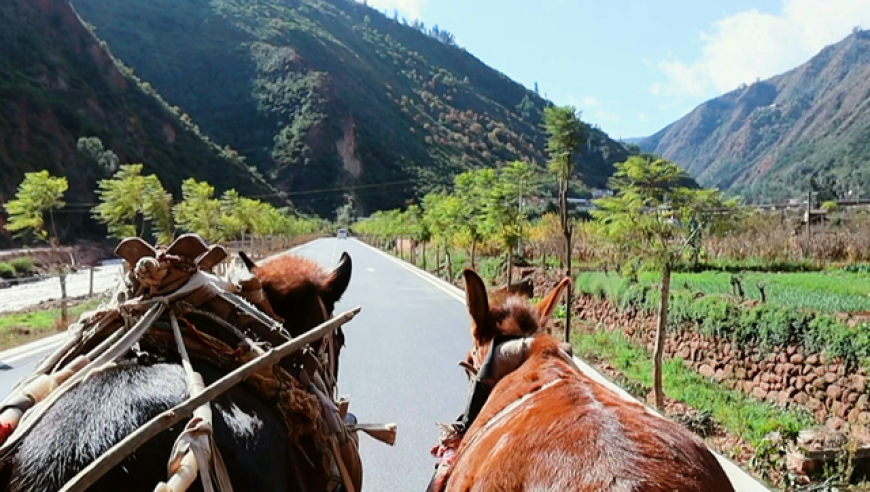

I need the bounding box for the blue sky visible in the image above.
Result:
[359,0,870,139]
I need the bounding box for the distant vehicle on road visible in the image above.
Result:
[337,228,348,239]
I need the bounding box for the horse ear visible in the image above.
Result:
[463,269,491,341]
[535,277,571,322]
[322,252,352,306]
[238,251,257,271]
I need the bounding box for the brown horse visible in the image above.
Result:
[429,269,735,492]
[0,252,360,492]
[241,251,352,383]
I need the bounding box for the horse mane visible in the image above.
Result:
[252,254,332,298]
[486,296,543,338]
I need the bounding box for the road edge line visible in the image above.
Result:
[350,238,771,491]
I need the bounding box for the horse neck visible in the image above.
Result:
[464,335,577,440]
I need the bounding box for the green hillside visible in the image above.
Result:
[72,0,632,216]
[0,0,280,242]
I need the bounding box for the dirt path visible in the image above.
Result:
[0,265,124,314]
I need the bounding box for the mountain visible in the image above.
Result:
[70,0,632,216]
[620,137,647,145]
[641,29,870,202]
[0,0,280,243]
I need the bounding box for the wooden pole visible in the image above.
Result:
[88,267,94,297]
[59,274,68,325]
[806,189,812,244]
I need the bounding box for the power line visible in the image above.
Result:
[250,179,418,198]
[51,178,422,211]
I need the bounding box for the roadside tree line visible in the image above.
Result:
[354,105,742,409]
[355,160,537,285]
[2,165,321,248]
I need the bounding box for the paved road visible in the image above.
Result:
[300,238,472,491]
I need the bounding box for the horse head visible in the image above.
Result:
[239,251,352,378]
[459,269,569,380]
[239,250,352,334]
[430,269,735,492]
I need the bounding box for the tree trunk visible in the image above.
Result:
[49,209,59,250]
[564,228,572,343]
[436,246,442,278]
[139,213,147,240]
[470,238,477,270]
[446,249,453,283]
[560,176,573,343]
[654,262,672,409]
[422,242,427,271]
[507,252,513,286]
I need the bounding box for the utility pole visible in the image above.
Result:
[806,188,813,242]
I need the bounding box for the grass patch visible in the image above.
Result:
[577,270,870,313]
[572,325,815,446]
[676,258,821,273]
[0,298,103,351]
[9,257,36,276]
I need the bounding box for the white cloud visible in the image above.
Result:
[357,0,428,19]
[653,0,870,98]
[582,96,601,107]
[639,113,649,122]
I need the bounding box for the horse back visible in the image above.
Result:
[0,362,300,492]
[446,339,735,492]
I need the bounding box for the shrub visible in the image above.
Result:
[674,258,821,273]
[479,257,501,284]
[599,282,869,365]
[9,257,36,276]
[0,263,15,279]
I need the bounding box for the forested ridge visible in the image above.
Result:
[71,0,632,216]
[0,0,281,244]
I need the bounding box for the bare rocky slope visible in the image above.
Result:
[641,29,870,202]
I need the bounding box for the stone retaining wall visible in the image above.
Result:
[577,295,870,431]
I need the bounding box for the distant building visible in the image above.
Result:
[591,188,614,199]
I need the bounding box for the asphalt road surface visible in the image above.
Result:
[0,237,768,490]
[301,238,472,491]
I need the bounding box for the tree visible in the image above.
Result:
[143,179,175,245]
[93,164,174,243]
[593,156,739,408]
[77,137,119,176]
[173,179,223,242]
[515,94,536,120]
[423,192,464,280]
[543,105,586,342]
[487,161,538,285]
[454,169,497,269]
[4,171,68,247]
